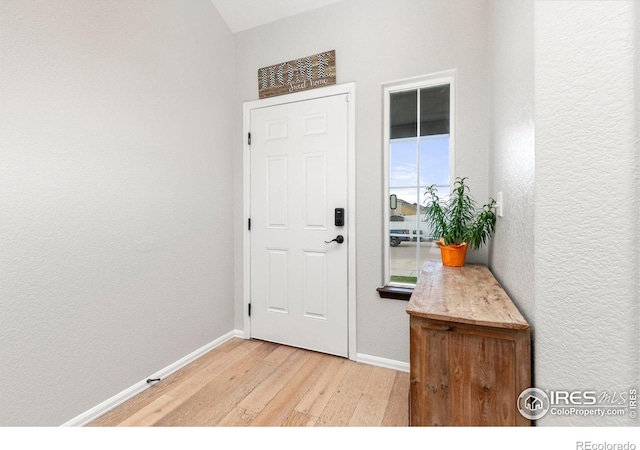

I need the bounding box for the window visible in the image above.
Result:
[380,73,454,296]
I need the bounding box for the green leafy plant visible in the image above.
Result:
[423,177,497,250]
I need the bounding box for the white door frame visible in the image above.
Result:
[243,82,356,360]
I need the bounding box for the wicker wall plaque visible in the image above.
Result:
[258,50,336,99]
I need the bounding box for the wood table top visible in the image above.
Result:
[406,261,530,330]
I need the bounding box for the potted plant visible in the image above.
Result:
[423,177,497,267]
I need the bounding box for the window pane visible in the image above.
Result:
[420,85,449,136]
[416,183,447,271]
[419,135,450,187]
[421,184,451,207]
[386,80,451,288]
[389,187,420,218]
[390,138,417,187]
[390,90,417,139]
[389,187,419,285]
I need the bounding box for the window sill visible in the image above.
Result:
[376,285,413,301]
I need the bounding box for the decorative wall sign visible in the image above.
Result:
[258,50,336,99]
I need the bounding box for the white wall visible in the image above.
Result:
[233,0,491,363]
[636,0,640,377]
[488,0,535,360]
[636,0,640,376]
[533,0,639,426]
[0,0,235,426]
[490,0,639,426]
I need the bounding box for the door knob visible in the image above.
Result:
[324,235,344,244]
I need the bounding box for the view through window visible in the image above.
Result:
[387,82,452,286]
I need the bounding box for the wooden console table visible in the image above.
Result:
[406,261,531,426]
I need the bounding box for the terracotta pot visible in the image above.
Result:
[439,242,468,267]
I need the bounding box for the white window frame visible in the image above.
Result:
[382,70,456,287]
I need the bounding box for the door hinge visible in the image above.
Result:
[248,132,251,145]
[248,218,251,230]
[248,303,251,317]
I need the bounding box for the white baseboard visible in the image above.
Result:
[61,329,245,427]
[62,333,407,426]
[356,353,409,373]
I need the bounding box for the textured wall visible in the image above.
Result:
[533,0,639,426]
[636,0,640,382]
[233,0,491,363]
[488,0,535,333]
[0,0,235,425]
[636,0,640,379]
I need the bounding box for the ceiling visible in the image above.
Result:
[211,0,343,34]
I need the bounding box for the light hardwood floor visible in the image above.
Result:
[88,338,410,427]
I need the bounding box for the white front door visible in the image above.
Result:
[250,93,349,357]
